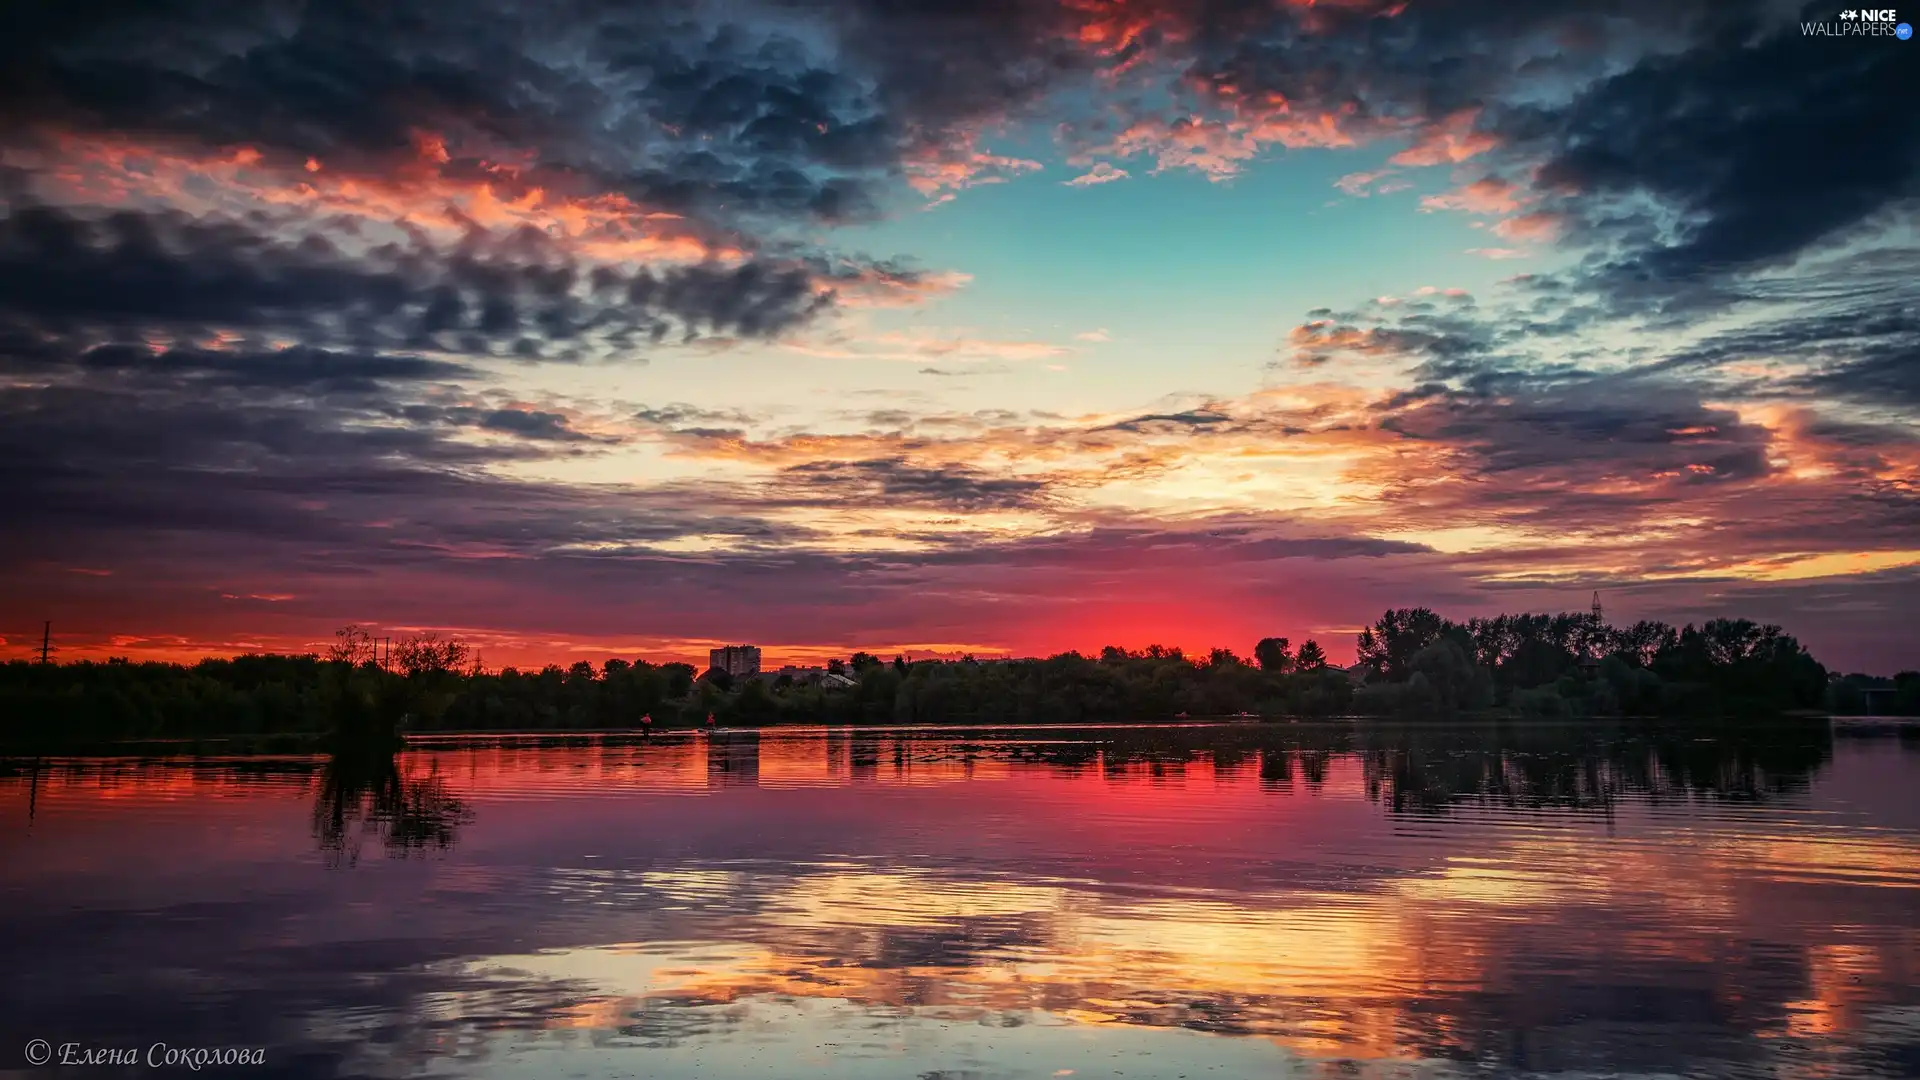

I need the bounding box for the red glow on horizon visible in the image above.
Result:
[10,612,1353,672]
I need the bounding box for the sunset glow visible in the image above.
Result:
[1,0,1914,673]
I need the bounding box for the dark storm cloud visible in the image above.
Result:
[1,0,882,223]
[1380,379,1776,487]
[1097,409,1235,435]
[776,457,1052,512]
[0,202,834,353]
[66,343,475,395]
[0,0,1090,227]
[1152,0,1916,315]
[935,524,1430,566]
[1793,350,1920,409]
[0,377,792,575]
[822,0,1089,129]
[1656,299,1920,412]
[9,0,1895,309]
[394,404,603,443]
[0,0,511,160]
[633,404,761,428]
[1507,11,1920,288]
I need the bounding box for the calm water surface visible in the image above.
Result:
[3,723,1918,1079]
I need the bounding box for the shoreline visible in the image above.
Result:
[0,712,1864,761]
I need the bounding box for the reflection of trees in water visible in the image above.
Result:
[312,750,472,867]
[1343,723,1832,815]
[950,721,1831,814]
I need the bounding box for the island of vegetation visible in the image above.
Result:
[2,608,1914,744]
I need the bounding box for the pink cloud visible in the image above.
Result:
[1388,109,1499,167]
[1063,163,1131,187]
[1334,168,1398,197]
[904,139,1044,199]
[1419,176,1523,215]
[1492,212,1563,241]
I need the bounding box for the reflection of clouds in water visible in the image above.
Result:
[438,836,1920,1075]
[1,728,1916,1078]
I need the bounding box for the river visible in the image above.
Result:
[3,722,1917,1078]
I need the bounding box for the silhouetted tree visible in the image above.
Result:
[393,633,471,677]
[1611,620,1678,668]
[1254,637,1294,672]
[1208,647,1247,669]
[1356,608,1451,681]
[328,625,379,666]
[1294,640,1329,671]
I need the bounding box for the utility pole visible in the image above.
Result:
[39,621,51,665]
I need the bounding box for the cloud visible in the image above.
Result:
[0,4,908,228]
[1388,110,1499,167]
[400,405,605,443]
[1063,163,1130,187]
[1334,169,1398,197]
[4,0,1920,676]
[907,143,1045,198]
[821,262,973,308]
[1488,211,1562,242]
[62,343,475,395]
[1498,12,1920,288]
[1094,409,1236,436]
[1420,177,1523,216]
[774,458,1053,512]
[785,330,1072,365]
[0,202,839,356]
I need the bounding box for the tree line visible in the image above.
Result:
[1,610,1909,743]
[1345,608,1853,718]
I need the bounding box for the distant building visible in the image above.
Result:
[1343,661,1373,686]
[708,645,762,678]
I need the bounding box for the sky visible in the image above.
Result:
[1,0,1916,672]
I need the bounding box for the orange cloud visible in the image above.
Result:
[784,330,1073,364]
[904,138,1044,199]
[18,131,737,266]
[829,268,974,309]
[1492,211,1562,241]
[1388,109,1499,167]
[1419,176,1523,215]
